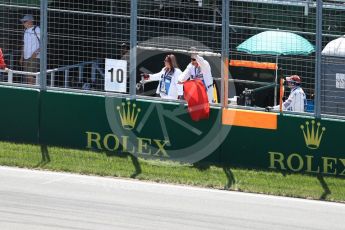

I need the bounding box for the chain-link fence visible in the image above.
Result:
[136,0,222,98]
[321,1,345,116]
[46,0,131,91]
[0,0,344,118]
[228,0,317,112]
[0,0,40,84]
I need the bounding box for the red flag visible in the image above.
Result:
[183,79,210,121]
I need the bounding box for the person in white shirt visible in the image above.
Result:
[178,53,214,103]
[19,14,40,84]
[142,54,183,100]
[268,75,306,112]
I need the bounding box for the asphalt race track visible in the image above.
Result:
[0,166,344,230]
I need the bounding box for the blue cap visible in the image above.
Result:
[20,14,34,23]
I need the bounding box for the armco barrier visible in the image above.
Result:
[1,86,345,177]
[0,86,39,144]
[39,90,223,164]
[222,115,345,176]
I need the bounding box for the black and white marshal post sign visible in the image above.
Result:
[105,59,127,93]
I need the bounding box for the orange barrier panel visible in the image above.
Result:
[222,108,278,130]
[279,78,285,113]
[229,60,277,70]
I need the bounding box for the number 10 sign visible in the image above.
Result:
[105,59,127,93]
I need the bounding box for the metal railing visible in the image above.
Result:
[0,60,104,88]
[46,60,104,89]
[0,69,40,85]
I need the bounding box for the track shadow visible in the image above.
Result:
[192,162,236,189]
[35,144,51,167]
[129,154,142,178]
[192,162,210,171]
[317,174,331,200]
[223,166,236,189]
[104,150,142,178]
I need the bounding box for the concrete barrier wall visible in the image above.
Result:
[1,86,344,177]
[0,86,39,144]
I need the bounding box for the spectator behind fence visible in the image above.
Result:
[0,48,9,81]
[120,42,130,61]
[266,75,306,112]
[141,54,183,100]
[120,43,130,92]
[19,14,40,84]
[0,48,8,71]
[178,50,214,103]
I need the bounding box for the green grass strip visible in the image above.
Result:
[0,141,344,202]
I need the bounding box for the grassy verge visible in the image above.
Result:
[0,141,344,202]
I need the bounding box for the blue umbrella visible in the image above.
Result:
[236,31,315,105]
[237,31,315,55]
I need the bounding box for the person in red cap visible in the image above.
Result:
[268,75,306,112]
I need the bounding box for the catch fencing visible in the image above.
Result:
[0,0,344,119]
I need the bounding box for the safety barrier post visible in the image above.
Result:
[314,0,323,118]
[130,0,137,99]
[40,0,48,90]
[221,0,230,108]
[279,78,284,113]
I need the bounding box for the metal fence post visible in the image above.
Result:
[40,0,48,90]
[314,0,323,118]
[130,0,138,98]
[221,0,230,108]
[38,0,48,149]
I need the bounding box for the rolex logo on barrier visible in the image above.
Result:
[117,102,141,130]
[300,120,326,150]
